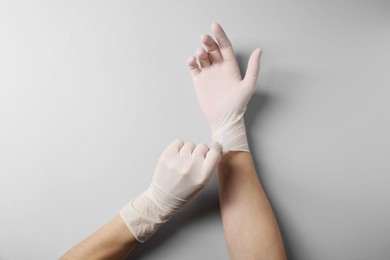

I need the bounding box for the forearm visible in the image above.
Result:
[218,151,286,260]
[61,216,138,260]
[61,140,221,259]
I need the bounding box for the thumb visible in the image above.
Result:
[243,48,262,85]
[203,142,222,176]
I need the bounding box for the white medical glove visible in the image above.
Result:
[120,139,222,243]
[187,23,262,154]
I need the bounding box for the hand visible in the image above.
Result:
[120,139,222,243]
[152,139,221,201]
[187,23,262,153]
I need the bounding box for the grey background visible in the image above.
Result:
[1,1,389,259]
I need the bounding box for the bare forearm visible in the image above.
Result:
[218,151,286,260]
[61,216,138,260]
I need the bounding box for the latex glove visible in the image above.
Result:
[187,23,262,154]
[120,139,221,243]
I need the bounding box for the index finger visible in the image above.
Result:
[162,139,184,158]
[203,141,222,173]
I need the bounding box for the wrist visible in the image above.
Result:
[119,182,187,243]
[219,150,251,165]
[211,117,249,154]
[119,192,164,243]
[218,151,254,178]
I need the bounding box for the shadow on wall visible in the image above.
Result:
[128,53,295,259]
[245,92,294,260]
[238,51,295,260]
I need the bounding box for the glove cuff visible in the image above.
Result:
[119,182,187,243]
[211,112,249,154]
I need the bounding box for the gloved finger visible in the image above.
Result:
[201,34,223,63]
[187,56,201,79]
[211,22,236,62]
[162,139,184,158]
[192,143,209,160]
[243,48,262,87]
[179,142,196,158]
[203,142,222,175]
[197,48,211,69]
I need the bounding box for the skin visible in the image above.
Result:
[62,23,286,259]
[219,152,287,260]
[60,216,138,259]
[61,141,221,259]
[188,23,287,259]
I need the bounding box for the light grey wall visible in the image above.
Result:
[1,1,389,259]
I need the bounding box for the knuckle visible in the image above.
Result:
[173,138,183,143]
[198,143,208,149]
[193,178,206,190]
[181,161,196,176]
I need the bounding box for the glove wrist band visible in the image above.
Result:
[120,182,187,243]
[212,117,249,154]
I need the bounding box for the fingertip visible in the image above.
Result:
[211,22,226,36]
[192,143,209,158]
[243,48,262,86]
[181,141,196,153]
[164,138,184,156]
[210,141,222,154]
[211,22,220,31]
[200,34,208,42]
[201,34,215,47]
[256,48,263,58]
[251,48,262,58]
[204,142,222,169]
[188,56,201,78]
[196,48,206,56]
[187,56,196,65]
[172,138,184,147]
[198,142,209,149]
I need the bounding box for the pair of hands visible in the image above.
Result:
[120,23,262,243]
[152,22,263,209]
[156,21,263,203]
